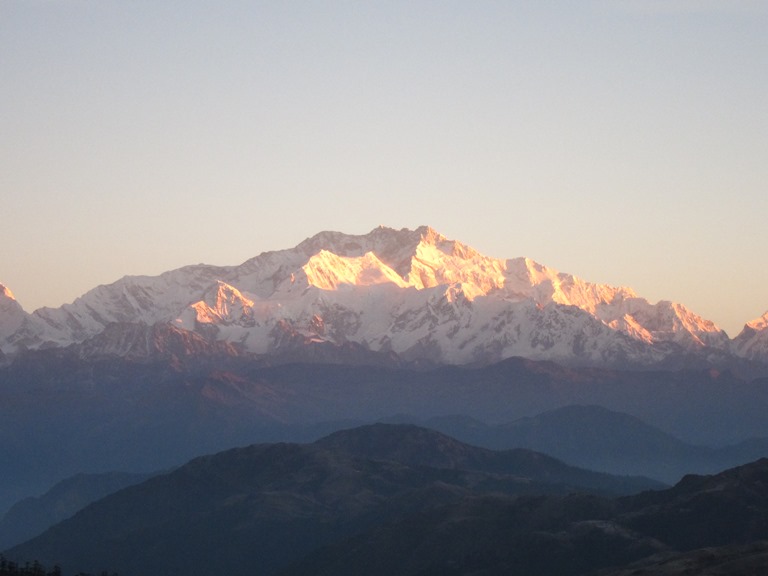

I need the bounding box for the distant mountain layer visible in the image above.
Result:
[2,226,767,370]
[6,425,768,576]
[396,405,768,484]
[3,402,766,550]
[2,352,768,515]
[0,471,152,550]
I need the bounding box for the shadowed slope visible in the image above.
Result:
[5,424,659,576]
[283,458,768,576]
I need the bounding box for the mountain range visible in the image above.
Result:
[3,225,768,574]
[391,405,768,483]
[1,424,663,575]
[2,225,767,371]
[5,424,768,576]
[0,471,152,551]
[3,338,768,517]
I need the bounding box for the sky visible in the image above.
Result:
[1,1,766,337]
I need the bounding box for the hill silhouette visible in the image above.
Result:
[5,424,659,576]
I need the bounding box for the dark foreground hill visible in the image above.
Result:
[284,457,768,576]
[7,426,768,576]
[5,424,660,576]
[597,540,768,576]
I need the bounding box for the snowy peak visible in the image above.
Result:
[293,225,505,294]
[302,251,409,290]
[0,283,31,331]
[746,312,768,332]
[291,225,469,279]
[732,311,768,362]
[27,264,230,346]
[293,226,429,275]
[0,226,763,369]
[233,226,425,296]
[647,301,729,348]
[497,259,727,349]
[0,283,16,302]
[251,225,499,294]
[405,235,505,292]
[598,298,729,349]
[502,257,636,310]
[0,283,29,351]
[0,284,26,318]
[190,281,255,326]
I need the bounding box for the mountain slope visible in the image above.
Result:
[314,423,660,495]
[282,458,768,576]
[0,471,152,550]
[0,285,31,356]
[617,458,768,550]
[599,540,768,576]
[495,405,724,482]
[389,405,768,484]
[4,424,660,576]
[732,311,768,362]
[0,226,748,369]
[11,424,760,576]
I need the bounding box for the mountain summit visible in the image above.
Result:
[0,226,763,369]
[0,283,28,346]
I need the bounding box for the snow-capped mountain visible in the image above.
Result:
[0,284,26,342]
[0,226,760,368]
[732,312,768,362]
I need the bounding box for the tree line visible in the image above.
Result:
[0,556,117,576]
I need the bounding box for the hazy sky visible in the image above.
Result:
[1,1,766,336]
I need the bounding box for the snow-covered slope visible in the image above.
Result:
[0,284,28,348]
[0,226,751,367]
[732,312,768,362]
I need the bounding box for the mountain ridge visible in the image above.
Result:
[6,424,768,576]
[1,225,766,370]
[393,405,768,483]
[3,423,663,576]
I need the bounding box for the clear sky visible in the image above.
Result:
[1,1,766,336]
